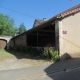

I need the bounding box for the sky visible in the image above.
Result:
[0,0,80,30]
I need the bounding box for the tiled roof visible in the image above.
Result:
[58,4,80,18]
[12,4,80,39]
[37,19,45,23]
[33,4,80,28]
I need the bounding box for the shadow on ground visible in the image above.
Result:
[6,50,50,61]
[44,54,80,80]
[5,50,80,80]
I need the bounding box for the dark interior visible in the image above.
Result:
[27,23,55,47]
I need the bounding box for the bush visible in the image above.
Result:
[29,47,39,56]
[14,45,19,52]
[49,47,60,62]
[43,49,50,58]
[43,47,60,62]
[14,45,26,52]
[9,46,14,50]
[25,46,31,53]
[13,45,39,56]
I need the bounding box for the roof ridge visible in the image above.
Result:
[36,18,46,20]
[60,4,80,17]
[50,4,80,19]
[61,4,80,13]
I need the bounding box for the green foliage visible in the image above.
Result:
[49,47,60,62]
[14,45,19,52]
[23,47,39,56]
[14,45,24,52]
[25,46,31,53]
[13,45,39,56]
[43,49,50,58]
[29,47,39,56]
[0,49,6,52]
[18,23,26,34]
[9,46,14,50]
[43,47,60,62]
[0,13,17,36]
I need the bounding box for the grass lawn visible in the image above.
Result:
[0,49,15,61]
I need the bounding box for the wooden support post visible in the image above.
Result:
[55,21,59,52]
[26,34,27,46]
[37,31,38,46]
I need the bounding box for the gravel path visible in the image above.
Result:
[0,50,53,71]
[0,57,53,70]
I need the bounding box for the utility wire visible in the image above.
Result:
[0,6,38,19]
[70,0,73,8]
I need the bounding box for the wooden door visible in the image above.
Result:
[0,39,7,49]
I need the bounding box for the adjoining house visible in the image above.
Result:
[11,4,80,59]
[33,18,47,28]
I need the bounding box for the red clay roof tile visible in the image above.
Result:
[60,6,80,18]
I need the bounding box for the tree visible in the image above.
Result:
[0,13,17,37]
[18,23,26,34]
